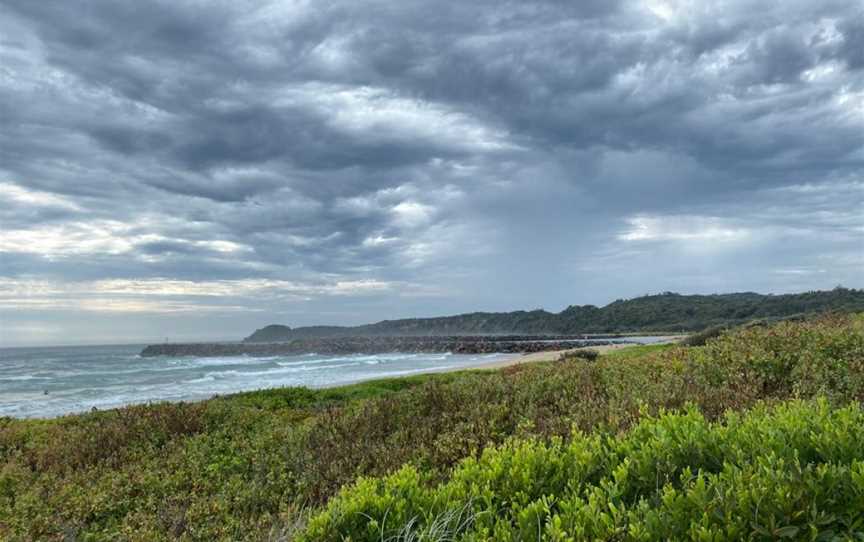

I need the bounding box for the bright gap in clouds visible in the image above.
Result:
[618,216,752,243]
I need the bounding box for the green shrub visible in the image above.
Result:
[680,325,728,346]
[559,349,599,362]
[302,400,864,541]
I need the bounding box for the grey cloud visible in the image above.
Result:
[0,0,862,345]
[136,240,207,256]
[838,14,864,69]
[0,202,82,230]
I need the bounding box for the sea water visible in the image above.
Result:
[0,344,514,418]
[0,337,668,418]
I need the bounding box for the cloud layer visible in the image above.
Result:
[1,0,862,345]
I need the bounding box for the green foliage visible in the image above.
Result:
[246,288,864,340]
[559,349,599,362]
[681,325,728,346]
[302,400,864,541]
[603,343,676,359]
[1,314,863,540]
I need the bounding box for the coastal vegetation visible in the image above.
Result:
[244,287,864,341]
[1,313,863,540]
[305,400,864,541]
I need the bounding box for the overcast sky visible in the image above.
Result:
[1,0,862,346]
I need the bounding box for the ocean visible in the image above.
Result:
[0,344,517,418]
[0,337,668,418]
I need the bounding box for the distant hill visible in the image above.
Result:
[243,287,864,342]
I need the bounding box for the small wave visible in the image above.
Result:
[201,362,355,381]
[184,356,261,367]
[201,370,241,379]
[276,357,344,366]
[0,374,44,381]
[275,356,362,367]
[259,362,355,374]
[187,375,216,384]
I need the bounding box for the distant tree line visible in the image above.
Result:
[244,287,864,341]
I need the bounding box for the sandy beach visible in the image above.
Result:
[466,336,686,370]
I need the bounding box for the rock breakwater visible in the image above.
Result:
[140,335,622,358]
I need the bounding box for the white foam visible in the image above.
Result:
[1,349,509,418]
[0,374,43,381]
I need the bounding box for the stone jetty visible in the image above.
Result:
[140,335,624,358]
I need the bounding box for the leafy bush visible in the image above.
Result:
[559,349,599,362]
[302,400,864,541]
[680,325,728,346]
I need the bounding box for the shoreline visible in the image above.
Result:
[300,336,686,382]
[6,337,684,419]
[328,336,686,379]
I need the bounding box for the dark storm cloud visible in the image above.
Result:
[0,0,862,345]
[837,13,864,70]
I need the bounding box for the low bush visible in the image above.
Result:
[559,349,599,362]
[680,325,728,346]
[302,399,864,541]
